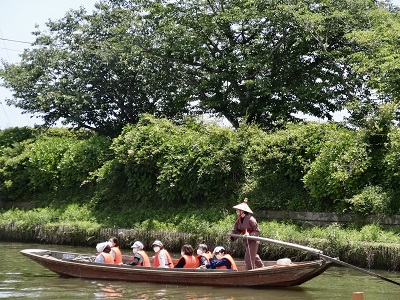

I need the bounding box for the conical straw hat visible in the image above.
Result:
[232,198,253,214]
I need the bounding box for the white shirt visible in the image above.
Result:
[157,249,170,268]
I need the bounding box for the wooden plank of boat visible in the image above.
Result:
[20,249,332,288]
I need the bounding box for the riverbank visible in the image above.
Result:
[2,222,400,271]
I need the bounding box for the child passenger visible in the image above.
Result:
[196,243,212,267]
[206,246,238,271]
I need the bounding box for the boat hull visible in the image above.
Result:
[20,249,331,288]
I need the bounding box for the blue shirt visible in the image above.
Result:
[206,257,232,269]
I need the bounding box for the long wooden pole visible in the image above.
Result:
[319,253,400,286]
[229,233,323,254]
[229,234,400,287]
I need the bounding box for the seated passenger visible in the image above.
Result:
[152,240,173,268]
[206,246,238,271]
[129,241,151,267]
[108,236,122,264]
[95,242,114,264]
[196,243,212,267]
[174,244,197,268]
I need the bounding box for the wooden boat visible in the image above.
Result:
[20,248,332,288]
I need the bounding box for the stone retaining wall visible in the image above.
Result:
[255,211,400,227]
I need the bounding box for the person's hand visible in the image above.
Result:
[226,232,231,237]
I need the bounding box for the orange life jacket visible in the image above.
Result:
[101,252,115,264]
[154,249,173,268]
[215,254,238,271]
[182,255,197,268]
[196,252,212,266]
[137,250,151,267]
[111,246,122,264]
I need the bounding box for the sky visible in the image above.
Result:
[0,0,98,129]
[1,0,400,129]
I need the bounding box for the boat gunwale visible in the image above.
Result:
[20,248,328,274]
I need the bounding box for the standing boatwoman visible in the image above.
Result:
[229,198,264,270]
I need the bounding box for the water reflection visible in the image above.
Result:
[88,281,315,300]
[94,284,123,299]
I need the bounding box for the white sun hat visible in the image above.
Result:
[213,246,225,254]
[96,242,108,253]
[152,240,163,247]
[131,241,144,250]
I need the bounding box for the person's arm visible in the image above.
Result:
[230,219,240,241]
[130,254,142,266]
[249,216,260,236]
[95,254,105,263]
[174,257,186,268]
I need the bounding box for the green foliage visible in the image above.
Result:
[259,220,299,242]
[0,141,31,200]
[58,203,96,223]
[58,135,112,187]
[0,128,36,200]
[138,219,175,231]
[359,223,384,242]
[4,115,400,218]
[0,127,35,152]
[0,3,190,137]
[26,136,75,192]
[346,6,400,101]
[382,126,400,189]
[303,128,370,210]
[0,204,100,232]
[325,223,348,249]
[0,207,57,229]
[98,115,244,208]
[345,186,390,216]
[240,122,339,211]
[0,0,389,133]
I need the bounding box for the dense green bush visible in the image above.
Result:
[303,128,370,210]
[240,122,336,211]
[58,135,112,187]
[345,185,390,216]
[2,115,400,218]
[0,128,36,200]
[0,127,35,151]
[94,115,245,210]
[26,136,74,192]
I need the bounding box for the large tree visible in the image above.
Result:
[0,0,396,134]
[0,3,191,136]
[345,2,400,126]
[124,0,380,129]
